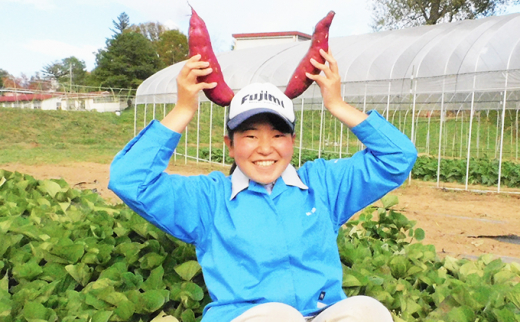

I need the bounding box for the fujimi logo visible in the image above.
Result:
[241,91,285,108]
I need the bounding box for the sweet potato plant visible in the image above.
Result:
[288,151,520,188]
[0,170,519,322]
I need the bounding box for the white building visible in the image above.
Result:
[0,91,131,113]
[232,31,311,50]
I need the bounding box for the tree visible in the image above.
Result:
[1,75,23,89]
[42,56,88,86]
[129,22,189,66]
[370,0,520,31]
[128,21,167,43]
[112,12,130,35]
[91,31,163,89]
[27,72,54,91]
[0,69,10,89]
[155,29,189,66]
[42,61,69,79]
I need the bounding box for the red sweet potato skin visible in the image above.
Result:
[284,11,335,99]
[189,7,235,106]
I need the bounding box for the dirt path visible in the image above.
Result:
[2,161,519,262]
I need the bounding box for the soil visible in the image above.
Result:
[2,161,519,263]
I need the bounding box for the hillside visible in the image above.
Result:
[0,108,136,164]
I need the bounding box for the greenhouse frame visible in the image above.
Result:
[135,13,520,194]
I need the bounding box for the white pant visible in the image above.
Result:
[231,296,393,322]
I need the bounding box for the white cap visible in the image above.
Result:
[227,83,295,131]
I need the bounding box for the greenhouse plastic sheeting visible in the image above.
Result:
[135,13,520,105]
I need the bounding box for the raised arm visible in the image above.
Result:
[305,49,367,129]
[161,54,217,132]
[109,55,220,244]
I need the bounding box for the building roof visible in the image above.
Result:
[0,93,56,102]
[0,91,118,103]
[232,31,311,39]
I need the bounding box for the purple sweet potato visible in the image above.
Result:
[284,11,335,99]
[189,7,235,106]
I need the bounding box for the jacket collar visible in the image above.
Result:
[230,164,308,200]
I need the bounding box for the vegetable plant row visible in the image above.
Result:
[412,156,520,188]
[199,148,520,188]
[1,170,519,322]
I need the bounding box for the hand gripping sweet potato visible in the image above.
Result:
[188,7,235,106]
[284,11,335,99]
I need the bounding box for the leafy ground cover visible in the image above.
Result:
[411,156,520,188]
[1,170,519,322]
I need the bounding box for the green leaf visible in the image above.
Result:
[0,233,22,258]
[91,310,113,322]
[181,309,196,322]
[100,291,129,306]
[493,269,515,284]
[509,262,520,275]
[443,256,460,274]
[22,301,55,322]
[84,278,118,293]
[181,282,204,302]
[140,252,166,270]
[381,195,399,209]
[121,272,143,291]
[446,306,475,322]
[389,256,408,278]
[459,261,483,279]
[508,284,520,309]
[151,311,179,322]
[59,201,71,212]
[9,223,41,240]
[65,263,92,286]
[142,290,167,313]
[170,282,204,304]
[174,260,201,281]
[0,299,11,321]
[0,218,14,234]
[51,243,85,264]
[115,241,143,264]
[85,292,111,310]
[114,300,135,321]
[492,306,516,322]
[98,262,127,281]
[38,179,62,198]
[142,265,165,291]
[13,259,43,281]
[0,272,8,292]
[413,228,425,241]
[343,274,363,287]
[404,298,423,315]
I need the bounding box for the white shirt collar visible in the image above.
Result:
[230,164,308,200]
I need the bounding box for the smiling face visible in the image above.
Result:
[225,114,295,184]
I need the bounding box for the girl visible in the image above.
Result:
[109,49,417,322]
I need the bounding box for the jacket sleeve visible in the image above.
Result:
[302,110,418,229]
[108,120,216,245]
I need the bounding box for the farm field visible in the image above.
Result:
[2,107,520,321]
[1,106,519,262]
[2,160,519,263]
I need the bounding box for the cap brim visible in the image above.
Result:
[227,108,294,131]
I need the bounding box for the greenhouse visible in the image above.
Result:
[135,13,520,193]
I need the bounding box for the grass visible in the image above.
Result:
[0,108,136,164]
[1,105,518,165]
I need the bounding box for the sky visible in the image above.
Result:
[1,0,520,79]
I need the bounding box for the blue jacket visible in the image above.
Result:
[109,110,417,321]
